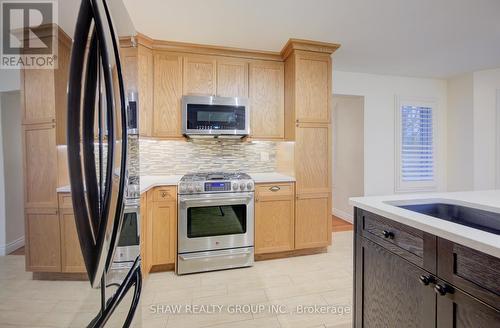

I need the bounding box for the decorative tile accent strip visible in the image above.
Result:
[140,139,279,175]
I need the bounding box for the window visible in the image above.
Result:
[395,97,438,192]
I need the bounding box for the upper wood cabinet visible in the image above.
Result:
[183,55,217,96]
[23,123,58,209]
[249,61,285,139]
[153,53,183,137]
[216,58,248,98]
[295,52,331,123]
[137,46,154,136]
[23,69,55,124]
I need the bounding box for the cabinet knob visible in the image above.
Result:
[269,186,281,192]
[161,192,167,197]
[418,275,434,286]
[434,283,452,296]
[382,230,394,239]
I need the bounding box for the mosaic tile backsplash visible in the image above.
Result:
[140,139,279,175]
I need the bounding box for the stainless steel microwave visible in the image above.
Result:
[181,95,250,138]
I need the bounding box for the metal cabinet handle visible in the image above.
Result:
[269,186,281,192]
[382,230,395,239]
[418,275,435,286]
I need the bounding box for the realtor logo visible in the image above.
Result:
[1,0,58,69]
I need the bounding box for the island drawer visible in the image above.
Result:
[357,209,436,271]
[438,238,500,309]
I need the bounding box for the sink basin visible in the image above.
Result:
[396,203,500,235]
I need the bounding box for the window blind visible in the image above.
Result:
[401,105,434,182]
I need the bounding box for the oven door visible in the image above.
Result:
[178,192,254,253]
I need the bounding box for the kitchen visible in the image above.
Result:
[0,0,499,327]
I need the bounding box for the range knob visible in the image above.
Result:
[187,184,194,193]
[246,181,254,190]
[195,184,203,192]
[239,182,245,190]
[232,183,238,191]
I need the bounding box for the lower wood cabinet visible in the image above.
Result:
[255,183,295,254]
[25,208,61,272]
[295,193,330,249]
[59,209,85,273]
[147,186,177,268]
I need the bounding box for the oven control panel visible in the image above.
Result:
[205,182,231,192]
[178,180,254,194]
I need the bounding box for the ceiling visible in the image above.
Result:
[60,0,500,79]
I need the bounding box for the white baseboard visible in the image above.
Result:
[332,208,353,224]
[0,236,25,256]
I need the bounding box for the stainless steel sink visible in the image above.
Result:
[397,203,500,235]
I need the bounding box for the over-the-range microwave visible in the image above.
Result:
[181,95,250,138]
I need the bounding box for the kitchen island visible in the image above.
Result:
[350,190,500,327]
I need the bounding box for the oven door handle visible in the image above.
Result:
[179,249,252,261]
[180,197,253,207]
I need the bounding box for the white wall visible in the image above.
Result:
[472,68,500,190]
[1,92,24,254]
[332,95,364,222]
[333,71,448,196]
[447,73,474,191]
[0,69,20,92]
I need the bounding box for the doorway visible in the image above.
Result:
[332,95,364,224]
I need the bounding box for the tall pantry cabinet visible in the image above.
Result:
[283,40,340,249]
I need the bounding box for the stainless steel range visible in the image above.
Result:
[177,172,255,275]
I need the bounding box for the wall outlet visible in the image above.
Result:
[260,151,269,162]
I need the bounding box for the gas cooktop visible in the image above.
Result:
[179,172,254,194]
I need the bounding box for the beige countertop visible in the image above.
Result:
[350,190,500,259]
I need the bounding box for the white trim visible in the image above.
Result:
[395,96,439,193]
[0,236,24,256]
[496,89,500,189]
[332,208,353,224]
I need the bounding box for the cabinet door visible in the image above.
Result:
[183,55,216,95]
[295,52,331,123]
[153,53,183,137]
[354,237,436,328]
[25,209,61,272]
[151,201,177,266]
[138,46,154,137]
[216,58,248,98]
[23,123,58,208]
[23,69,55,124]
[249,61,284,139]
[140,193,150,276]
[295,124,330,194]
[60,210,85,273]
[295,193,330,249]
[436,284,500,327]
[255,183,295,254]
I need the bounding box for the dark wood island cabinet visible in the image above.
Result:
[354,208,500,328]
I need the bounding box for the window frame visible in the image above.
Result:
[395,96,439,193]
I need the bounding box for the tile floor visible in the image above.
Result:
[0,231,353,328]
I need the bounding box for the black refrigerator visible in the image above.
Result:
[66,0,141,327]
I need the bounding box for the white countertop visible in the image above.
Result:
[350,190,500,259]
[60,173,296,196]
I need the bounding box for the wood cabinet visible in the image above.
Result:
[255,183,295,254]
[147,187,177,267]
[23,69,55,124]
[183,55,217,95]
[295,193,330,249]
[249,61,284,139]
[217,58,248,98]
[59,209,86,273]
[354,208,500,327]
[25,209,61,272]
[140,193,150,277]
[23,123,58,209]
[153,53,183,137]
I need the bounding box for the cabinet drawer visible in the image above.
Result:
[438,238,500,309]
[153,187,177,202]
[358,210,436,270]
[58,193,73,209]
[256,183,293,199]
